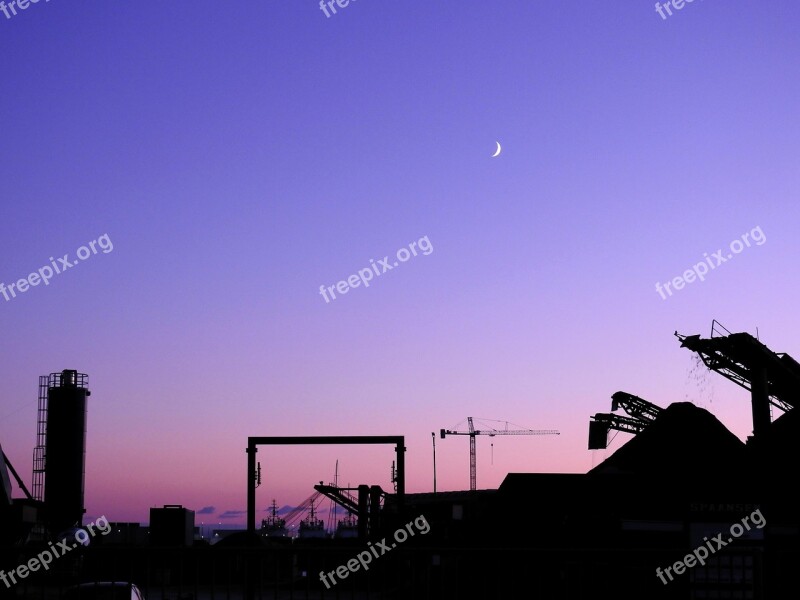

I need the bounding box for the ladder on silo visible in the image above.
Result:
[31,375,48,502]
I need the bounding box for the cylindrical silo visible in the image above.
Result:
[44,370,90,535]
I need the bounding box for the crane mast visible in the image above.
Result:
[468,418,476,491]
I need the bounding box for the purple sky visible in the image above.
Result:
[1,1,799,525]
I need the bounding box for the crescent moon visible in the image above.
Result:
[492,141,502,157]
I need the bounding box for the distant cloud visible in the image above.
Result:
[197,506,215,515]
[218,510,246,519]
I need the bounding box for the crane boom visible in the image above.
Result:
[610,391,662,422]
[588,391,663,450]
[440,417,560,491]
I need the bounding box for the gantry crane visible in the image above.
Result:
[440,417,559,491]
[676,320,800,439]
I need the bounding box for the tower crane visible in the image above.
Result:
[440,417,559,491]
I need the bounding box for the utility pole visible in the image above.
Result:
[431,432,437,494]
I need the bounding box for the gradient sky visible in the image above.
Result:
[1,1,799,526]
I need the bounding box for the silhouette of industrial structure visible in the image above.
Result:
[1,323,799,598]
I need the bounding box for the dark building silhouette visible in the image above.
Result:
[149,505,195,547]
